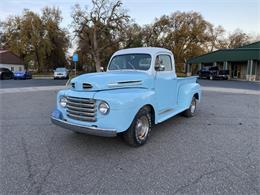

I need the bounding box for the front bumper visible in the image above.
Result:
[51,110,117,137]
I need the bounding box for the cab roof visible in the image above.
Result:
[113,47,172,56]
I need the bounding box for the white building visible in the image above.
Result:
[0,50,24,72]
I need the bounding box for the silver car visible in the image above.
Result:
[54,68,69,79]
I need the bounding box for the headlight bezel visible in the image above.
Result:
[98,101,110,115]
[60,96,67,108]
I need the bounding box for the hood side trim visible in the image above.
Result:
[108,80,143,88]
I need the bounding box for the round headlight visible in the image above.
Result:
[60,97,67,108]
[99,101,110,115]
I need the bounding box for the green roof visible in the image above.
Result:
[239,41,260,49]
[187,41,260,64]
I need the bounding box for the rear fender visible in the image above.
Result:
[178,83,201,108]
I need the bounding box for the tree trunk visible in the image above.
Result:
[94,53,101,72]
[35,49,42,72]
[93,26,101,72]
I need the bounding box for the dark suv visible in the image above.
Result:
[198,66,229,80]
[0,68,14,80]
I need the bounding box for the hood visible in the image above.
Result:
[70,71,153,91]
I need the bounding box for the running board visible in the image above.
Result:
[157,106,188,123]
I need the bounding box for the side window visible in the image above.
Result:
[155,55,172,71]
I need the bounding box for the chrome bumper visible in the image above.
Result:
[51,116,117,137]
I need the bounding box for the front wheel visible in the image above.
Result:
[123,107,152,147]
[183,97,197,117]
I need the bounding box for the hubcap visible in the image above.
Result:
[135,116,149,141]
[190,99,196,113]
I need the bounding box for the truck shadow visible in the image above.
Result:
[62,113,193,150]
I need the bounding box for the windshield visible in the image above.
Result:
[108,54,151,71]
[55,68,66,72]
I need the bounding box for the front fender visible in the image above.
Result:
[94,88,156,132]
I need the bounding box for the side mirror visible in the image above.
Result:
[155,65,165,71]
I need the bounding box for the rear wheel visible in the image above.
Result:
[183,97,197,117]
[123,107,152,147]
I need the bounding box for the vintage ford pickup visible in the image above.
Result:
[51,47,201,146]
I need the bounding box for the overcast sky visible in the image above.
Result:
[0,0,259,35]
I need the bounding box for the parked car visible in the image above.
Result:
[14,70,32,80]
[198,66,229,80]
[51,47,201,146]
[0,68,14,80]
[54,67,69,79]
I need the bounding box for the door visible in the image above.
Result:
[154,54,177,114]
[231,64,238,78]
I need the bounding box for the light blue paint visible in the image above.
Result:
[52,47,201,134]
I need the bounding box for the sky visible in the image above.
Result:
[0,0,259,35]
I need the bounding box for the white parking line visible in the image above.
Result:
[202,86,260,95]
[0,85,259,95]
[0,86,65,94]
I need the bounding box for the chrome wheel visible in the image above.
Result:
[190,98,196,114]
[135,116,149,141]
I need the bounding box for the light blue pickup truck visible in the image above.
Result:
[51,47,201,146]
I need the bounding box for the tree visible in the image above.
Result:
[42,7,70,69]
[142,11,213,63]
[208,25,227,51]
[72,0,130,72]
[227,29,250,48]
[1,7,69,72]
[121,23,143,48]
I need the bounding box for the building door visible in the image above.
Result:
[231,64,237,78]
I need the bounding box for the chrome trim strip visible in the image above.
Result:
[51,117,117,137]
[108,80,143,87]
[159,108,173,115]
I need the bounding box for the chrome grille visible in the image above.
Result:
[66,96,96,122]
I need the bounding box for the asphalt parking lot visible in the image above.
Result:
[0,79,259,194]
[0,78,259,90]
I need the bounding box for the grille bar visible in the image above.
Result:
[67,109,96,117]
[67,101,95,108]
[67,113,96,122]
[67,105,96,112]
[66,96,96,122]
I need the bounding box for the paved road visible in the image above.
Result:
[0,82,259,194]
[0,79,67,89]
[197,79,260,91]
[1,77,260,90]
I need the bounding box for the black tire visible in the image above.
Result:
[183,97,197,117]
[123,107,152,147]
